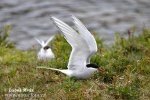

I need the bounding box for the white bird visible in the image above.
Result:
[38,16,99,79]
[35,36,55,60]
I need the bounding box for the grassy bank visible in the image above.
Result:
[0,26,150,100]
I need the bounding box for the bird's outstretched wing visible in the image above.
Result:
[34,38,45,47]
[35,36,54,47]
[72,16,97,64]
[45,36,54,46]
[51,17,91,70]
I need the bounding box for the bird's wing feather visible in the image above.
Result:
[34,38,45,47]
[45,36,54,46]
[51,17,90,70]
[72,16,97,63]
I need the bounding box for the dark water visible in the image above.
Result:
[0,0,150,50]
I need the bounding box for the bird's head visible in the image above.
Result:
[43,46,50,51]
[86,63,100,71]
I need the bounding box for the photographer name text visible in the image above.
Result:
[9,88,34,93]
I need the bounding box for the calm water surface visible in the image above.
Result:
[0,0,150,49]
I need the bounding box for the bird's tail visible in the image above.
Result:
[37,66,60,71]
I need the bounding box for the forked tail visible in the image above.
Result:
[37,66,60,71]
[37,66,69,76]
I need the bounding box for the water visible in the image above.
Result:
[0,0,150,50]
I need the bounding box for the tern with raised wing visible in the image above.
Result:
[38,16,99,79]
[35,36,55,60]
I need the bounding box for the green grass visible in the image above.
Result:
[0,26,150,100]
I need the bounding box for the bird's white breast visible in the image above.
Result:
[70,68,97,79]
[38,49,54,60]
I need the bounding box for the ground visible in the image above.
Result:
[0,26,150,100]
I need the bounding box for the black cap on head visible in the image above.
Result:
[44,46,50,50]
[86,63,99,69]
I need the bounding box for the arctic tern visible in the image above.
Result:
[38,16,99,79]
[35,36,55,60]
